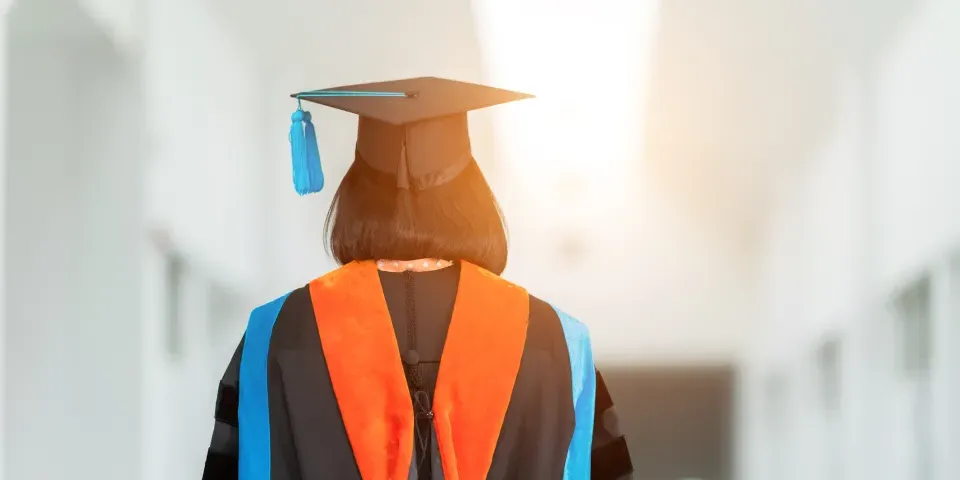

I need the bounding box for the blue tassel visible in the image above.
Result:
[303,115,323,191]
[289,109,325,195]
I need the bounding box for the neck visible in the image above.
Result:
[376,258,454,273]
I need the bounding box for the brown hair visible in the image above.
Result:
[324,156,509,274]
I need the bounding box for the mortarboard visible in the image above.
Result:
[288,77,533,195]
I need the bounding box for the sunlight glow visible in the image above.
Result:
[471,2,665,359]
[471,0,660,220]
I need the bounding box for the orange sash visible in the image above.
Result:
[309,261,529,480]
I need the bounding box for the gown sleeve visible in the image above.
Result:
[202,337,244,480]
[591,368,634,480]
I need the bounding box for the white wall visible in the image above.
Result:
[4,1,144,478]
[78,0,141,51]
[140,1,268,477]
[873,0,960,286]
[143,0,266,298]
[740,1,960,479]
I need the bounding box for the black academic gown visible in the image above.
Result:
[202,262,633,480]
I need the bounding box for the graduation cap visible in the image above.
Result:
[288,77,533,195]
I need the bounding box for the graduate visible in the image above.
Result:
[202,77,634,480]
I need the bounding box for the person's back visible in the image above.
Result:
[201,77,633,480]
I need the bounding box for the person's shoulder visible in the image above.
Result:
[519,290,593,366]
[250,280,314,314]
[526,293,591,339]
[250,290,295,317]
[243,283,322,353]
[245,264,359,330]
[252,266,354,322]
[247,264,356,316]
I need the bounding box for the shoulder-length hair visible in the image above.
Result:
[324,156,509,274]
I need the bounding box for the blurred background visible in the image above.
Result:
[2,0,959,478]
